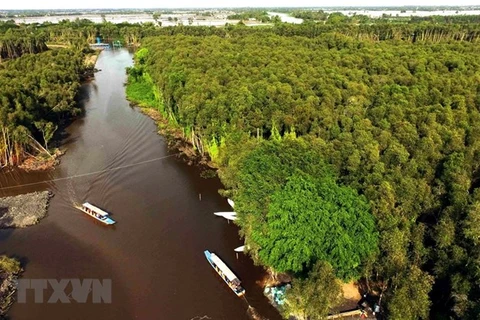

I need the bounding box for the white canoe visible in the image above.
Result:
[227,198,235,209]
[214,211,237,217]
[234,246,245,252]
[223,214,237,221]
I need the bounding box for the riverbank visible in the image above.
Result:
[0,256,22,318]
[83,51,100,79]
[48,44,99,80]
[125,71,213,167]
[18,149,64,172]
[1,48,98,172]
[138,107,212,166]
[0,191,52,228]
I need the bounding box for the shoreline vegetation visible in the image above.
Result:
[0,256,22,319]
[0,190,50,317]
[15,51,99,172]
[125,66,213,167]
[137,108,203,163]
[0,28,98,171]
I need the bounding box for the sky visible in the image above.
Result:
[1,0,480,10]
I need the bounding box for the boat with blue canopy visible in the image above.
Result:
[79,202,116,225]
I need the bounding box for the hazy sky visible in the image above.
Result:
[1,0,480,10]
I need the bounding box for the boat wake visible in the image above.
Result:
[243,296,269,320]
[66,180,82,209]
[246,305,267,320]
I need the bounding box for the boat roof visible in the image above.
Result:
[82,202,110,216]
[210,253,239,282]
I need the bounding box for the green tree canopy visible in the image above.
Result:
[226,139,378,280]
[387,265,434,320]
[255,169,378,280]
[283,261,343,320]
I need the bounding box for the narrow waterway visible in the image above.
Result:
[0,49,281,320]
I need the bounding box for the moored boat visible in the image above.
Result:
[204,250,245,297]
[234,245,246,252]
[214,211,237,217]
[227,198,235,208]
[214,211,237,220]
[223,214,237,221]
[78,202,116,225]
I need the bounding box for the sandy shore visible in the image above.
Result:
[0,191,52,228]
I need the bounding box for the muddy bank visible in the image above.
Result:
[0,191,52,228]
[82,51,100,80]
[18,149,64,172]
[0,256,22,318]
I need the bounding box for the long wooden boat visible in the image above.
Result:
[78,202,116,225]
[204,250,245,297]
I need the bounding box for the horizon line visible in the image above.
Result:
[2,5,480,11]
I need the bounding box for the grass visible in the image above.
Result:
[126,78,156,106]
[125,70,159,108]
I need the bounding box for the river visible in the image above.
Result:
[267,12,303,24]
[0,49,282,320]
[0,13,234,27]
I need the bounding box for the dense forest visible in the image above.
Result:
[290,9,480,24]
[36,19,159,48]
[0,18,167,168]
[0,44,85,166]
[3,18,480,47]
[0,20,142,167]
[3,15,480,319]
[226,10,275,23]
[126,23,480,319]
[0,29,48,61]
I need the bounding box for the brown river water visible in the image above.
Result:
[0,49,282,320]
